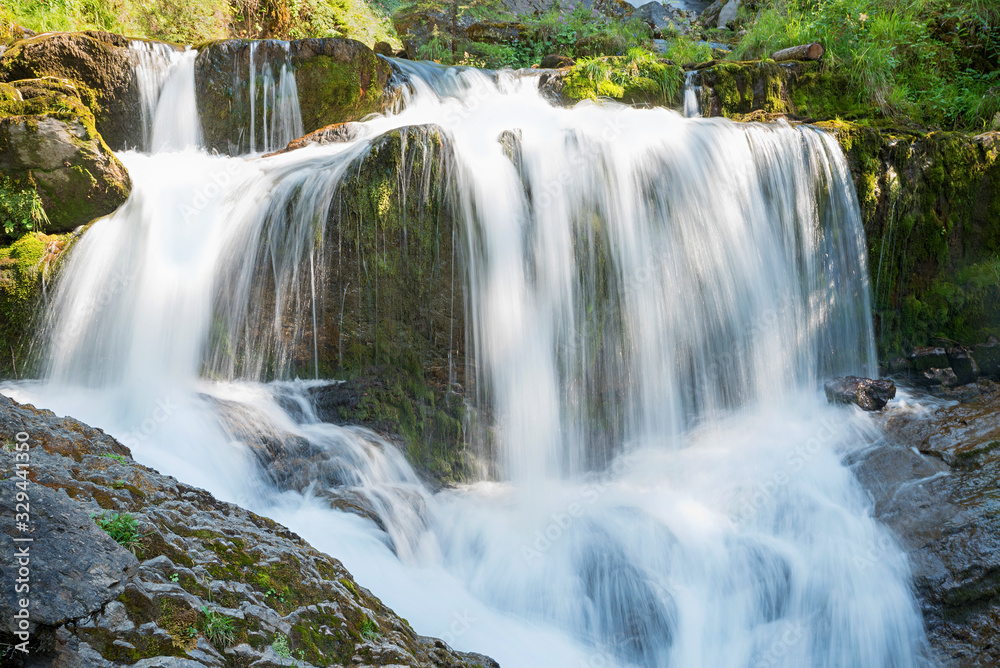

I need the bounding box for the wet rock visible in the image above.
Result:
[864,384,1000,665]
[374,41,395,57]
[823,376,896,411]
[194,39,393,155]
[0,31,151,150]
[264,121,365,156]
[910,346,950,371]
[887,356,913,374]
[947,347,980,385]
[922,367,961,388]
[0,393,495,667]
[540,53,575,69]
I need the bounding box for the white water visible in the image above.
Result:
[247,42,304,154]
[130,42,203,151]
[683,70,700,117]
[4,55,931,667]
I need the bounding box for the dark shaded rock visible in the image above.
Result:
[194,38,393,155]
[948,347,981,385]
[0,31,148,150]
[374,41,395,57]
[824,376,896,411]
[911,346,950,371]
[0,78,131,233]
[887,356,912,373]
[540,53,575,69]
[0,393,496,667]
[973,338,1000,377]
[0,481,138,632]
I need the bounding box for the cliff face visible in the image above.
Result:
[0,393,497,667]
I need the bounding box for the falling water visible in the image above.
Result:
[683,69,701,117]
[247,42,304,154]
[3,56,930,668]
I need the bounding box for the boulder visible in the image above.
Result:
[909,346,949,371]
[540,53,576,69]
[716,0,740,28]
[973,337,1000,377]
[922,367,961,388]
[0,78,131,234]
[635,1,691,36]
[194,38,394,155]
[0,31,146,150]
[374,41,395,57]
[0,481,139,632]
[824,376,897,411]
[947,346,980,385]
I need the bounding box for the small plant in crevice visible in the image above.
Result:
[170,573,180,583]
[0,177,47,238]
[200,605,236,648]
[92,510,144,555]
[101,453,128,464]
[273,632,296,664]
[361,617,382,642]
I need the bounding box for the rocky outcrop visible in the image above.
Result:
[856,381,1000,666]
[823,376,896,411]
[0,77,131,234]
[831,126,1000,357]
[0,31,149,150]
[194,39,394,155]
[0,393,496,667]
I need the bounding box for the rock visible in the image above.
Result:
[862,384,1000,665]
[823,376,896,411]
[700,0,723,25]
[0,482,138,632]
[194,39,393,155]
[947,347,980,385]
[716,0,740,28]
[635,2,682,37]
[374,41,395,57]
[0,31,149,150]
[264,121,365,156]
[593,0,635,19]
[0,394,495,667]
[909,345,949,371]
[922,367,960,388]
[540,53,576,69]
[0,78,131,233]
[973,337,1000,377]
[887,356,912,374]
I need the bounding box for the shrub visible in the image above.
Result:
[92,511,144,554]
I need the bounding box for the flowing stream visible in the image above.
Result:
[2,54,932,667]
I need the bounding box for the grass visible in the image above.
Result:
[360,617,381,641]
[92,510,145,554]
[200,605,236,647]
[730,0,1000,130]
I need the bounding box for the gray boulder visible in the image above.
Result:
[824,376,896,411]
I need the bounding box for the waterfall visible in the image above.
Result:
[247,42,304,154]
[3,55,930,668]
[683,69,701,117]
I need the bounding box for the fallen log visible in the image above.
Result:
[772,42,825,62]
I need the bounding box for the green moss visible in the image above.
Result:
[294,53,387,134]
[563,50,683,106]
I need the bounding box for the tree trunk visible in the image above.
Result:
[772,43,825,62]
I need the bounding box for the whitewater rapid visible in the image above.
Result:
[2,51,931,667]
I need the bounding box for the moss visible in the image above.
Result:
[833,126,1000,356]
[294,52,386,135]
[563,52,683,106]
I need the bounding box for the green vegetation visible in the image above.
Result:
[0,0,398,46]
[360,617,381,641]
[563,47,684,104]
[200,605,237,647]
[101,453,128,464]
[92,510,145,554]
[399,2,652,69]
[731,0,1000,130]
[0,177,47,239]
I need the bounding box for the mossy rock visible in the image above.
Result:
[194,38,393,154]
[0,232,76,379]
[831,125,1000,356]
[0,78,131,234]
[0,31,150,150]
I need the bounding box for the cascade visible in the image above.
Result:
[683,69,701,117]
[247,41,304,154]
[3,56,931,668]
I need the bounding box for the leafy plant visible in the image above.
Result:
[360,617,381,641]
[92,511,144,554]
[200,605,236,647]
[0,178,47,239]
[101,453,128,464]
